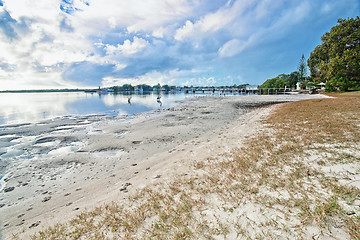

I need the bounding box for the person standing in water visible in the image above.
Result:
[157,96,162,107]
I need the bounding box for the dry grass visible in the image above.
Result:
[28,93,360,239]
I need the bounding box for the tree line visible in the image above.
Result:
[109,84,251,93]
[261,16,360,92]
[110,84,177,93]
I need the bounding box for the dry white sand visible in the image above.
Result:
[0,94,330,239]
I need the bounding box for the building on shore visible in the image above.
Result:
[245,85,258,91]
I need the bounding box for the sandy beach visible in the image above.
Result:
[0,94,330,239]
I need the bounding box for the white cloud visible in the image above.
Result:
[105,37,149,56]
[321,4,332,14]
[182,76,216,86]
[71,0,194,36]
[291,2,311,23]
[152,27,166,38]
[218,39,245,58]
[0,0,93,67]
[102,67,213,87]
[102,70,168,87]
[217,1,312,58]
[3,0,59,22]
[174,20,195,41]
[253,0,284,20]
[0,66,69,90]
[174,0,253,41]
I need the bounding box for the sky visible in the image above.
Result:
[0,0,358,90]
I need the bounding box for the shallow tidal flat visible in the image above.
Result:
[0,94,330,239]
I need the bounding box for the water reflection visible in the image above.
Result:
[0,92,187,125]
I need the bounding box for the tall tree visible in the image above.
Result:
[298,54,307,86]
[308,17,360,91]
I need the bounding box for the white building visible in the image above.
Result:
[246,85,258,91]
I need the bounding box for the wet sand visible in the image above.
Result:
[0,94,329,239]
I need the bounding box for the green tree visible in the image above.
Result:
[162,85,170,91]
[298,54,308,86]
[260,72,298,89]
[288,71,300,88]
[110,84,134,92]
[121,84,134,91]
[308,17,360,91]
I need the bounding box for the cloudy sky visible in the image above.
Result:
[0,0,358,90]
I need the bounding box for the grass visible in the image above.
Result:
[27,92,360,239]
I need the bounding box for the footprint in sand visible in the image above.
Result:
[29,221,41,228]
[42,196,51,202]
[120,182,132,192]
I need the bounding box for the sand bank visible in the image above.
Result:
[0,94,329,239]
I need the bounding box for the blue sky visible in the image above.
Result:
[0,0,358,90]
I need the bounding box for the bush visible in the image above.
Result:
[326,75,360,92]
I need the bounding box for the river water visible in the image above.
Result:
[0,90,247,188]
[0,92,192,126]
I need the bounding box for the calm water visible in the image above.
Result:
[0,92,191,125]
